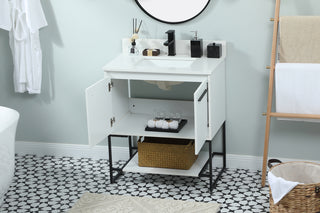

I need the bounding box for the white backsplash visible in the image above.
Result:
[122,38,225,57]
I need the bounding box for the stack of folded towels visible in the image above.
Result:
[147,119,179,130]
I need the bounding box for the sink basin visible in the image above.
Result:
[137,57,196,68]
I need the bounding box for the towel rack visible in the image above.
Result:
[261,0,320,187]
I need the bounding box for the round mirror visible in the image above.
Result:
[135,0,210,24]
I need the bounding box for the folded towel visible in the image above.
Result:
[147,119,156,128]
[275,63,320,122]
[279,16,320,63]
[268,171,300,204]
[168,120,179,129]
[161,120,169,129]
[155,120,163,129]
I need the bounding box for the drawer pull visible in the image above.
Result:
[198,89,208,102]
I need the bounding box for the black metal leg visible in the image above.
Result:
[222,121,226,168]
[199,121,226,192]
[211,121,226,190]
[108,135,114,183]
[128,136,133,158]
[208,139,213,191]
[108,135,138,184]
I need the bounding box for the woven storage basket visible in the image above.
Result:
[268,160,320,213]
[138,137,198,170]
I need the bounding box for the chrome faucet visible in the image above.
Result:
[163,30,176,56]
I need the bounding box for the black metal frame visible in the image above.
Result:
[107,121,226,191]
[199,121,226,191]
[134,0,211,25]
[108,135,138,183]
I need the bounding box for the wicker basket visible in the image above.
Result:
[138,137,198,170]
[268,160,320,213]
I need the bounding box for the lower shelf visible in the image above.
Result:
[123,151,208,177]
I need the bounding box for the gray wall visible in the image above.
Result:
[0,0,319,160]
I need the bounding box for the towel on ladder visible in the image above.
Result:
[275,63,320,122]
[279,16,320,63]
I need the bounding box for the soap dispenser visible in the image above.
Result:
[190,31,203,58]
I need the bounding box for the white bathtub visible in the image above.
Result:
[0,106,19,206]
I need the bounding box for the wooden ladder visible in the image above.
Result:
[261,0,320,187]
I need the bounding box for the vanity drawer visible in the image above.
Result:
[138,137,198,170]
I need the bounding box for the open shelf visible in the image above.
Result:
[112,113,195,139]
[123,151,208,177]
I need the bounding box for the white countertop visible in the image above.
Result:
[103,54,225,76]
[102,39,226,76]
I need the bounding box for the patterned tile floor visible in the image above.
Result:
[0,155,270,212]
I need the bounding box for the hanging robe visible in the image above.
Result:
[0,0,47,94]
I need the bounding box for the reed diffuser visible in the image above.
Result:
[130,18,142,54]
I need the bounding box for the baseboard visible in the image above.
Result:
[15,141,319,171]
[15,141,129,162]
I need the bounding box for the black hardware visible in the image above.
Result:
[163,30,176,56]
[108,81,113,92]
[316,186,320,194]
[110,117,115,127]
[198,89,208,102]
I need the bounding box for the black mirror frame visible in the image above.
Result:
[135,0,211,24]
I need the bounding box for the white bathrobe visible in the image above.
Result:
[0,0,47,94]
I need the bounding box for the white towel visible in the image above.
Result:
[275,63,320,122]
[268,172,300,204]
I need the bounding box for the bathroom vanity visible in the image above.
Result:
[85,39,226,190]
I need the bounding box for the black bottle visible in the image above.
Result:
[207,43,222,58]
[190,31,203,58]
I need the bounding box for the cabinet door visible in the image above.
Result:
[194,79,208,154]
[85,78,113,146]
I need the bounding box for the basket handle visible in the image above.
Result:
[268,159,282,169]
[184,141,194,150]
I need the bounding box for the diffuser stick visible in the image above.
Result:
[135,18,137,33]
[136,20,142,33]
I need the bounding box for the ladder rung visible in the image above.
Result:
[263,112,320,119]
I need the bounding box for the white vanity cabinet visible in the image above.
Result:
[85,39,226,181]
